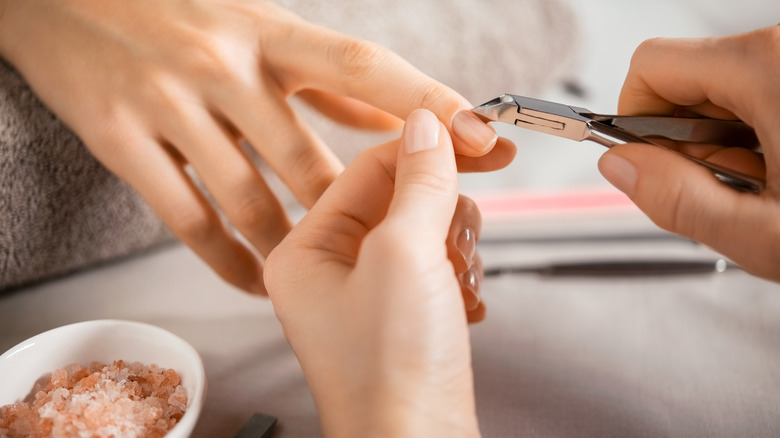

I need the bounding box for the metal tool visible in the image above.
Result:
[472,94,765,193]
[484,258,735,278]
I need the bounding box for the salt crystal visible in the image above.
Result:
[0,361,187,438]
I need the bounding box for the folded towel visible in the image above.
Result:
[0,0,578,291]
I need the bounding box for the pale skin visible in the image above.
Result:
[599,25,780,282]
[264,109,510,437]
[0,0,505,294]
[265,27,780,437]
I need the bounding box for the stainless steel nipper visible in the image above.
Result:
[472,94,765,193]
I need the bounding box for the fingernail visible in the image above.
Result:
[451,110,498,154]
[404,109,440,154]
[457,228,476,268]
[599,153,637,198]
[459,268,481,310]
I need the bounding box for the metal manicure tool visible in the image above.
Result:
[472,94,765,193]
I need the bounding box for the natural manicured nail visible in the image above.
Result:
[404,109,440,154]
[459,268,481,310]
[457,228,476,269]
[599,153,637,198]
[452,110,498,153]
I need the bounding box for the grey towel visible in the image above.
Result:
[0,0,578,291]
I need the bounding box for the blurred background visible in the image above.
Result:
[461,0,780,193]
[454,0,780,241]
[285,0,780,241]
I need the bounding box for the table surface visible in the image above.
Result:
[4,2,780,437]
[2,235,780,437]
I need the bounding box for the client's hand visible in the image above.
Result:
[0,0,501,294]
[598,26,780,282]
[265,109,511,437]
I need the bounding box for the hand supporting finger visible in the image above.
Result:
[384,109,458,246]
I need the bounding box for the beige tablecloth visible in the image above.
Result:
[2,233,779,437]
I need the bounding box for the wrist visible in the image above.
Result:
[321,404,481,438]
[366,402,481,438]
[316,378,481,438]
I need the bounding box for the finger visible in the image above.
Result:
[703,147,766,178]
[675,145,766,178]
[93,133,265,294]
[466,300,487,324]
[297,89,403,131]
[598,144,780,281]
[277,109,459,263]
[460,253,483,313]
[619,37,740,118]
[213,74,344,209]
[385,109,458,243]
[456,137,517,173]
[266,23,498,156]
[619,30,780,129]
[271,138,399,264]
[447,196,482,312]
[158,101,293,257]
[447,196,482,274]
[659,141,766,179]
[281,130,508,260]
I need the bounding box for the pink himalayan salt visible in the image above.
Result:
[0,360,187,438]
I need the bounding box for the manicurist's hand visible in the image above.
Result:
[598,26,780,282]
[0,0,501,294]
[265,109,514,437]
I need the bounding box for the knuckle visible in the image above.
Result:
[189,46,234,82]
[175,36,244,88]
[228,194,281,233]
[414,83,451,112]
[630,37,665,66]
[402,169,454,197]
[287,151,340,205]
[78,108,139,167]
[331,38,386,82]
[138,70,186,111]
[168,206,221,245]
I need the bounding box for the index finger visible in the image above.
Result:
[264,17,498,156]
[618,29,779,127]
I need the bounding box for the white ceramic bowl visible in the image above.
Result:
[0,319,206,438]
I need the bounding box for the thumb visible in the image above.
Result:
[598,143,780,280]
[386,109,458,243]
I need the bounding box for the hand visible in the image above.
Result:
[265,109,513,437]
[597,26,780,282]
[0,0,500,294]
